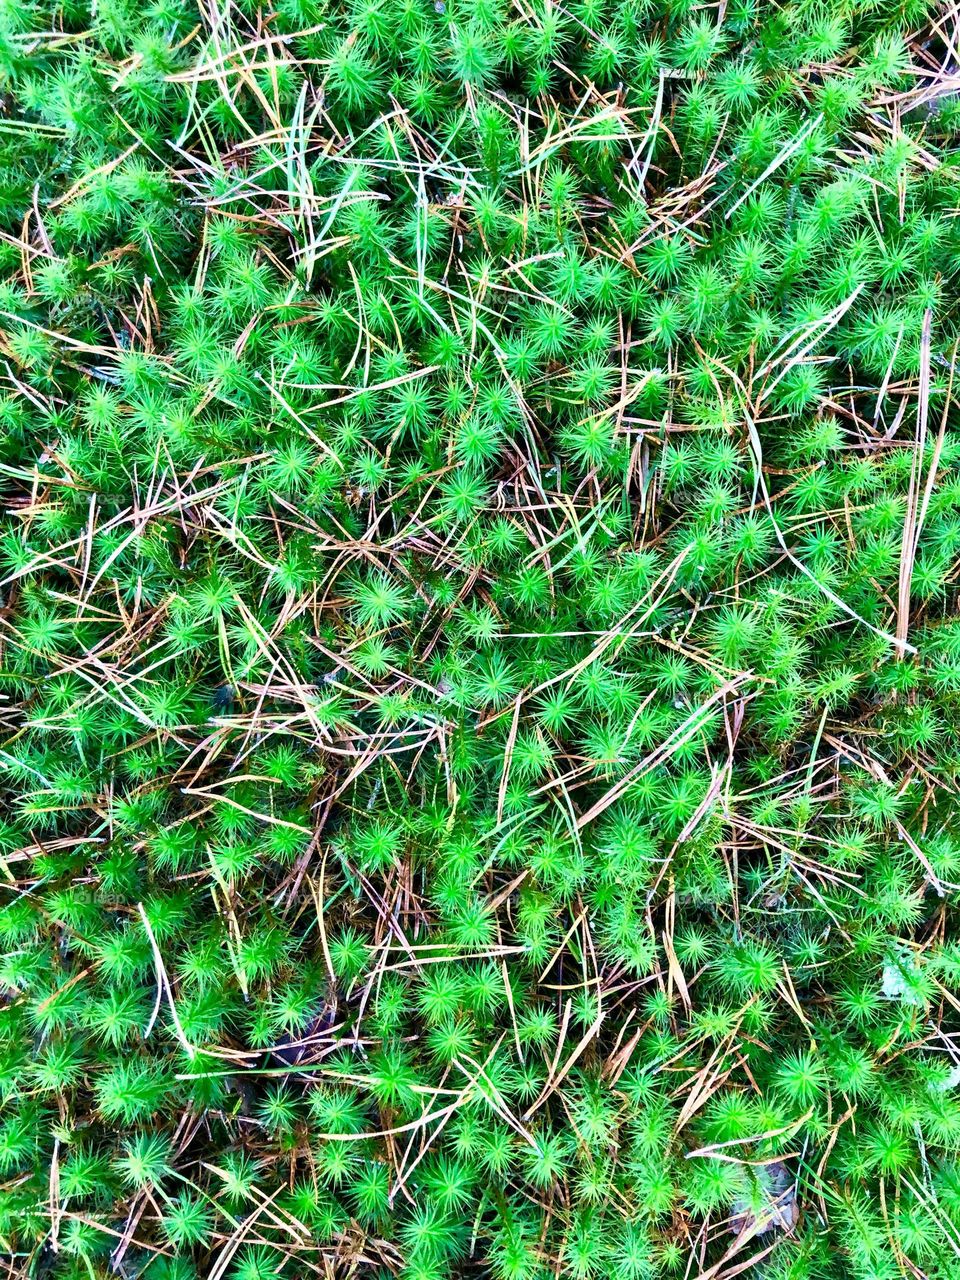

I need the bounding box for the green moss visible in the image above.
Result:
[1,0,960,1277]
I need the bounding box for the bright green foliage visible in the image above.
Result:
[2,0,960,1277]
